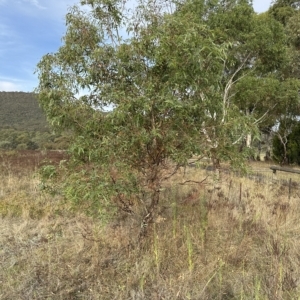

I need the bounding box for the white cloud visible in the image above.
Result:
[22,0,46,9]
[0,75,37,92]
[0,81,22,91]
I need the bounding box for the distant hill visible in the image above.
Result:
[0,92,49,131]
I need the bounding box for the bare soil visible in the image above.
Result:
[0,150,67,173]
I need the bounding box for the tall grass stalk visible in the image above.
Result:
[199,195,208,248]
[172,201,178,238]
[184,224,193,272]
[254,276,261,300]
[153,224,160,273]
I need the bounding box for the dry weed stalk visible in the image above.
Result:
[1,155,300,299]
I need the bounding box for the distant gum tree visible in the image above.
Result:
[36,0,266,236]
[267,0,300,163]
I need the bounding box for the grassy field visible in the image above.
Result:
[1,151,300,299]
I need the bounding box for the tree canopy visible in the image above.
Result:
[264,0,300,163]
[35,0,300,229]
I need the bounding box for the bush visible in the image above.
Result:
[272,122,300,164]
[27,140,39,150]
[0,141,12,150]
[16,143,27,150]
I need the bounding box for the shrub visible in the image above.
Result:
[272,122,300,164]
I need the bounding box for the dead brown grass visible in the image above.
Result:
[1,155,300,299]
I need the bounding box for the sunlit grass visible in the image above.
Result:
[1,154,300,299]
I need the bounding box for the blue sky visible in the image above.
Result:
[0,0,272,92]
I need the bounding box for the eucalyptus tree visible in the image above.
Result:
[266,0,300,163]
[204,1,292,149]
[36,0,260,234]
[269,0,300,25]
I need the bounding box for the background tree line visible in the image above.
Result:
[0,92,70,150]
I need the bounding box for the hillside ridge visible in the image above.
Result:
[0,91,48,131]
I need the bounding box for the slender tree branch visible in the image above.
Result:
[222,54,251,123]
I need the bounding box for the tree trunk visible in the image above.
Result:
[138,163,162,241]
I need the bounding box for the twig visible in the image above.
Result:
[162,164,181,181]
[179,177,208,185]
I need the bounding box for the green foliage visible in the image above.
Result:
[206,0,299,153]
[0,128,69,150]
[268,0,300,25]
[35,0,289,225]
[0,141,11,150]
[40,164,57,179]
[286,11,300,48]
[273,122,300,164]
[267,0,300,160]
[208,2,287,74]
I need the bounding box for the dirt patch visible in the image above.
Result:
[0,150,68,174]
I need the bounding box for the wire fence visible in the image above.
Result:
[188,160,300,199]
[224,165,300,200]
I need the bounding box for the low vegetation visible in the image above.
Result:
[0,92,48,131]
[0,92,71,150]
[1,151,300,299]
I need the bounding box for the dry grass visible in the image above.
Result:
[1,153,300,299]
